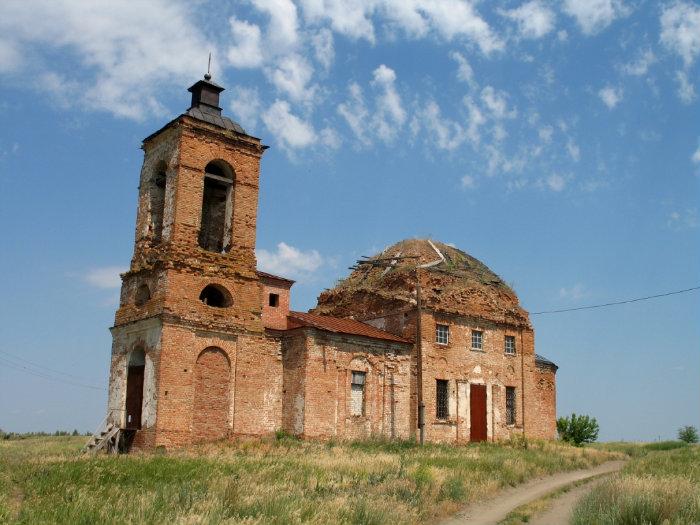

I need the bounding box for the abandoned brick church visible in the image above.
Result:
[105,75,557,449]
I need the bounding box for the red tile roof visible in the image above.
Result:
[287,311,410,344]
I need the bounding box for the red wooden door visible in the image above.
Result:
[470,384,487,442]
[125,365,144,429]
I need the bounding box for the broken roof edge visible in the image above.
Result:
[535,353,558,372]
[288,311,411,344]
[141,113,265,147]
[257,270,295,285]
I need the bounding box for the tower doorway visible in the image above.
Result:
[125,348,145,430]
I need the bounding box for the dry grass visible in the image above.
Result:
[572,444,699,525]
[0,435,619,524]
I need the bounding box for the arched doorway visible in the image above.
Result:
[125,348,145,429]
[193,347,231,442]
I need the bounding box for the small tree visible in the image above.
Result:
[678,425,699,444]
[557,413,599,446]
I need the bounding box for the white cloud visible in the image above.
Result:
[692,141,700,164]
[0,39,20,73]
[460,174,476,189]
[464,97,486,144]
[598,85,623,109]
[298,0,503,54]
[566,138,580,161]
[676,70,696,104]
[251,0,300,53]
[539,125,554,143]
[227,18,264,68]
[319,127,341,149]
[667,209,699,230]
[229,86,261,130]
[85,266,127,289]
[267,53,316,102]
[621,49,656,76]
[419,100,466,151]
[340,65,405,144]
[545,173,566,192]
[371,65,406,142]
[660,1,700,67]
[501,1,556,39]
[0,1,214,120]
[559,283,588,300]
[449,51,476,87]
[262,100,316,150]
[480,86,516,119]
[562,0,627,35]
[311,28,335,70]
[257,242,323,279]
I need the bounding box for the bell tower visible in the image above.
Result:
[106,75,277,449]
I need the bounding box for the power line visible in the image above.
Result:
[531,286,700,315]
[0,349,96,382]
[0,357,103,391]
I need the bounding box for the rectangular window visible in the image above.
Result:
[471,330,483,350]
[506,386,516,425]
[436,379,449,419]
[350,371,366,416]
[436,324,450,345]
[268,293,279,307]
[505,335,516,355]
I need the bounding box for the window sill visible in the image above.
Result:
[470,348,485,353]
[505,353,517,357]
[433,419,456,426]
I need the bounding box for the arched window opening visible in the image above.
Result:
[198,161,234,253]
[135,284,151,307]
[150,164,167,244]
[199,284,232,308]
[125,347,145,430]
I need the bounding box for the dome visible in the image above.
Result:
[314,238,530,327]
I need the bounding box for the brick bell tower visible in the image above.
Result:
[106,74,277,449]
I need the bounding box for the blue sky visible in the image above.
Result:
[0,0,698,441]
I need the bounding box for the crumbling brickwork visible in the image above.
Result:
[105,77,557,450]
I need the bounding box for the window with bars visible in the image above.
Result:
[471,330,483,350]
[436,324,449,345]
[506,386,516,425]
[436,379,449,419]
[505,335,516,355]
[350,371,366,416]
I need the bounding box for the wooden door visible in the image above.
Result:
[470,383,487,442]
[125,365,145,429]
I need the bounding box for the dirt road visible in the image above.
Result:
[441,460,625,525]
[527,475,608,525]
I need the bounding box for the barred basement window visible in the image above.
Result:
[436,324,449,345]
[506,386,516,425]
[350,371,366,416]
[505,335,516,355]
[471,330,483,350]
[436,379,449,419]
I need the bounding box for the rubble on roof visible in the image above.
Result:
[314,238,531,328]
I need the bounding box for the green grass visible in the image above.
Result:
[572,445,700,525]
[0,436,620,524]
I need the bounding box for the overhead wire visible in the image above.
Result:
[0,353,103,391]
[530,286,700,315]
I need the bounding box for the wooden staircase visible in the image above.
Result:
[83,422,121,454]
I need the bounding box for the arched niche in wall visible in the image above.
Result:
[135,284,151,307]
[198,160,234,253]
[192,347,231,443]
[199,284,232,308]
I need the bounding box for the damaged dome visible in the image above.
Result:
[313,238,530,328]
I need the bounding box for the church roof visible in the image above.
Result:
[185,106,246,134]
[287,311,410,344]
[314,238,530,327]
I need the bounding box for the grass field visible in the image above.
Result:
[573,442,699,525]
[0,435,619,524]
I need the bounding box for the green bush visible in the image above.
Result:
[678,425,699,444]
[557,413,599,446]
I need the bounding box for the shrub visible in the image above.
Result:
[678,425,699,444]
[557,413,599,446]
